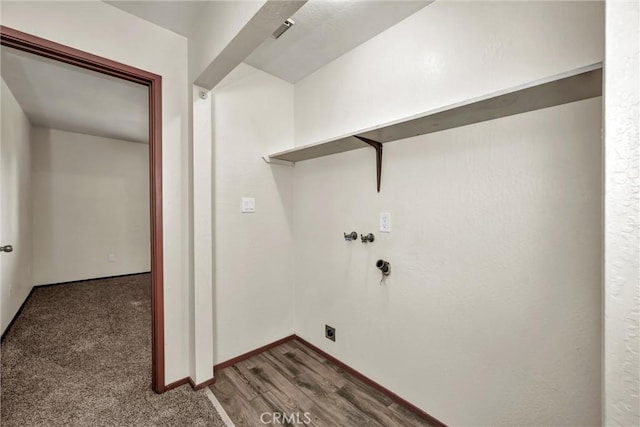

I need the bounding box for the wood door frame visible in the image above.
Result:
[0,26,166,393]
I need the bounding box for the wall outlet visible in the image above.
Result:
[241,197,255,213]
[108,253,116,262]
[325,325,336,342]
[380,212,391,233]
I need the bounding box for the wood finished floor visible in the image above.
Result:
[209,339,432,427]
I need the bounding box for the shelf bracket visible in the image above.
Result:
[354,136,383,192]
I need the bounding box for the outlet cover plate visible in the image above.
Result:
[380,212,391,233]
[241,197,255,213]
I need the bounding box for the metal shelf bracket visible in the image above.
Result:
[354,136,383,193]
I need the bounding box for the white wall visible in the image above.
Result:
[295,1,604,145]
[212,63,295,363]
[30,128,149,285]
[191,85,214,384]
[0,0,190,383]
[1,79,32,335]
[292,2,604,425]
[293,99,602,426]
[603,1,640,425]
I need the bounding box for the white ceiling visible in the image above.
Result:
[104,1,206,37]
[1,46,149,144]
[245,0,432,82]
[0,2,430,145]
[103,0,432,84]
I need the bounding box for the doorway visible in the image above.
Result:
[0,26,165,393]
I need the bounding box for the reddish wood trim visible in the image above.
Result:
[0,26,154,85]
[148,62,165,395]
[159,336,300,393]
[165,376,217,392]
[213,335,296,372]
[189,377,217,390]
[164,377,191,391]
[33,272,151,288]
[0,26,166,393]
[293,336,447,427]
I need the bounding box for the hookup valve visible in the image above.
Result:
[361,233,375,243]
[343,231,358,241]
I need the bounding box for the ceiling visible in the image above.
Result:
[245,1,432,83]
[104,0,432,84]
[1,46,149,144]
[104,1,206,37]
[0,2,429,145]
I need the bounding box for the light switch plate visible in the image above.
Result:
[380,212,391,233]
[241,197,255,213]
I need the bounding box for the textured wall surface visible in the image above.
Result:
[295,1,604,146]
[212,64,295,363]
[604,1,640,425]
[191,85,214,384]
[293,99,603,425]
[0,79,32,335]
[30,128,150,285]
[292,2,604,425]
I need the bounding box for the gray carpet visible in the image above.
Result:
[1,274,226,427]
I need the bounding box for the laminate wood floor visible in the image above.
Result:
[209,339,433,427]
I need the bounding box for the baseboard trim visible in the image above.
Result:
[164,376,216,392]
[164,377,191,391]
[189,377,216,390]
[293,335,447,427]
[34,272,152,288]
[164,335,297,393]
[213,334,296,372]
[208,334,446,426]
[0,286,35,342]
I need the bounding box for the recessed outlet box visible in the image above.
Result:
[325,325,336,342]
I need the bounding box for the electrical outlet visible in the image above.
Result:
[380,212,391,233]
[325,325,336,342]
[108,253,116,262]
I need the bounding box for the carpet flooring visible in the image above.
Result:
[1,274,226,427]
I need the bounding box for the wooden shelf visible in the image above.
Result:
[265,63,602,164]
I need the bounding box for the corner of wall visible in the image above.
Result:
[603,1,640,424]
[211,63,296,364]
[0,77,34,335]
